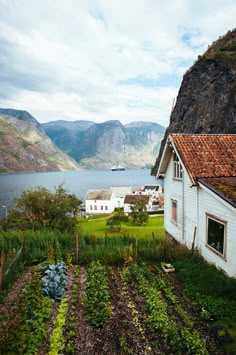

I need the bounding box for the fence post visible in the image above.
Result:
[76,232,79,264]
[0,250,5,291]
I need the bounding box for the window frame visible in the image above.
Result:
[173,152,183,180]
[206,214,226,259]
[171,199,177,224]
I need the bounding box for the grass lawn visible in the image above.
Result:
[79,215,165,240]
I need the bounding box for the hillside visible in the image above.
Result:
[152,28,236,175]
[0,109,80,174]
[42,120,165,169]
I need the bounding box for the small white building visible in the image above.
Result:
[155,134,236,278]
[141,184,163,209]
[85,190,115,215]
[124,194,151,214]
[110,186,132,208]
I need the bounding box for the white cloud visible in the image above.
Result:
[0,0,235,125]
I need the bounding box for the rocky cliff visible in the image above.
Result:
[152,28,236,175]
[0,109,80,174]
[43,120,165,169]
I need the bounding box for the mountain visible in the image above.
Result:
[152,28,236,175]
[42,120,166,169]
[0,109,80,174]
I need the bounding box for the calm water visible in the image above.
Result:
[0,169,159,216]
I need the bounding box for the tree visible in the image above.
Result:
[14,184,82,232]
[130,196,149,225]
[106,208,128,231]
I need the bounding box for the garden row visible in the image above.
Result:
[0,259,230,354]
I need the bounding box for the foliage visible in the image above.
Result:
[129,197,149,225]
[106,208,128,231]
[14,184,82,232]
[24,269,53,354]
[49,297,68,355]
[83,261,112,328]
[42,262,67,300]
[130,264,208,354]
[0,268,52,354]
[174,256,236,321]
[65,266,79,354]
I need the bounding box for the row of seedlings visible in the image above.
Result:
[64,266,80,354]
[0,267,53,354]
[83,260,112,328]
[130,264,208,355]
[120,265,152,354]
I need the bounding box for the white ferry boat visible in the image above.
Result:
[110,165,126,171]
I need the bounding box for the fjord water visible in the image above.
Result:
[0,169,158,215]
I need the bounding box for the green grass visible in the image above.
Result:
[79,215,164,240]
[174,255,236,353]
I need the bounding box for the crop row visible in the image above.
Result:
[129,264,208,354]
[1,261,216,354]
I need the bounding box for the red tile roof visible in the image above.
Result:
[171,134,236,184]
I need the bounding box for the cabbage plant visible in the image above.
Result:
[42,262,67,300]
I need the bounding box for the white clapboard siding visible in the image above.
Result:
[164,152,236,278]
[198,186,236,277]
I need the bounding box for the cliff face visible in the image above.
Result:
[43,120,165,169]
[0,109,80,174]
[152,28,236,175]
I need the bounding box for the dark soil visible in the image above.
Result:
[0,265,232,354]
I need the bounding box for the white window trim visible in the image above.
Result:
[206,214,227,260]
[173,153,183,180]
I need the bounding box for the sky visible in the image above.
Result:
[0,0,235,126]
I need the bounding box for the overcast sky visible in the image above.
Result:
[0,0,235,125]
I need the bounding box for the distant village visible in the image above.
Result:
[83,184,164,216]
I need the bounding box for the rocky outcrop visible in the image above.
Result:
[152,28,236,175]
[0,110,80,174]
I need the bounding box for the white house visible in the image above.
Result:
[155,134,236,277]
[124,194,151,214]
[85,190,115,215]
[141,184,163,209]
[110,186,132,208]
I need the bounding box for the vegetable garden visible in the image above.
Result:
[0,229,236,354]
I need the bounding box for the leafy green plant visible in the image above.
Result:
[181,328,208,355]
[83,261,112,328]
[48,297,68,355]
[42,262,67,300]
[24,269,53,354]
[65,266,79,354]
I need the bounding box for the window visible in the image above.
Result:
[105,206,108,211]
[94,205,97,211]
[101,206,103,211]
[206,215,226,257]
[173,153,182,179]
[90,205,93,210]
[171,200,177,223]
